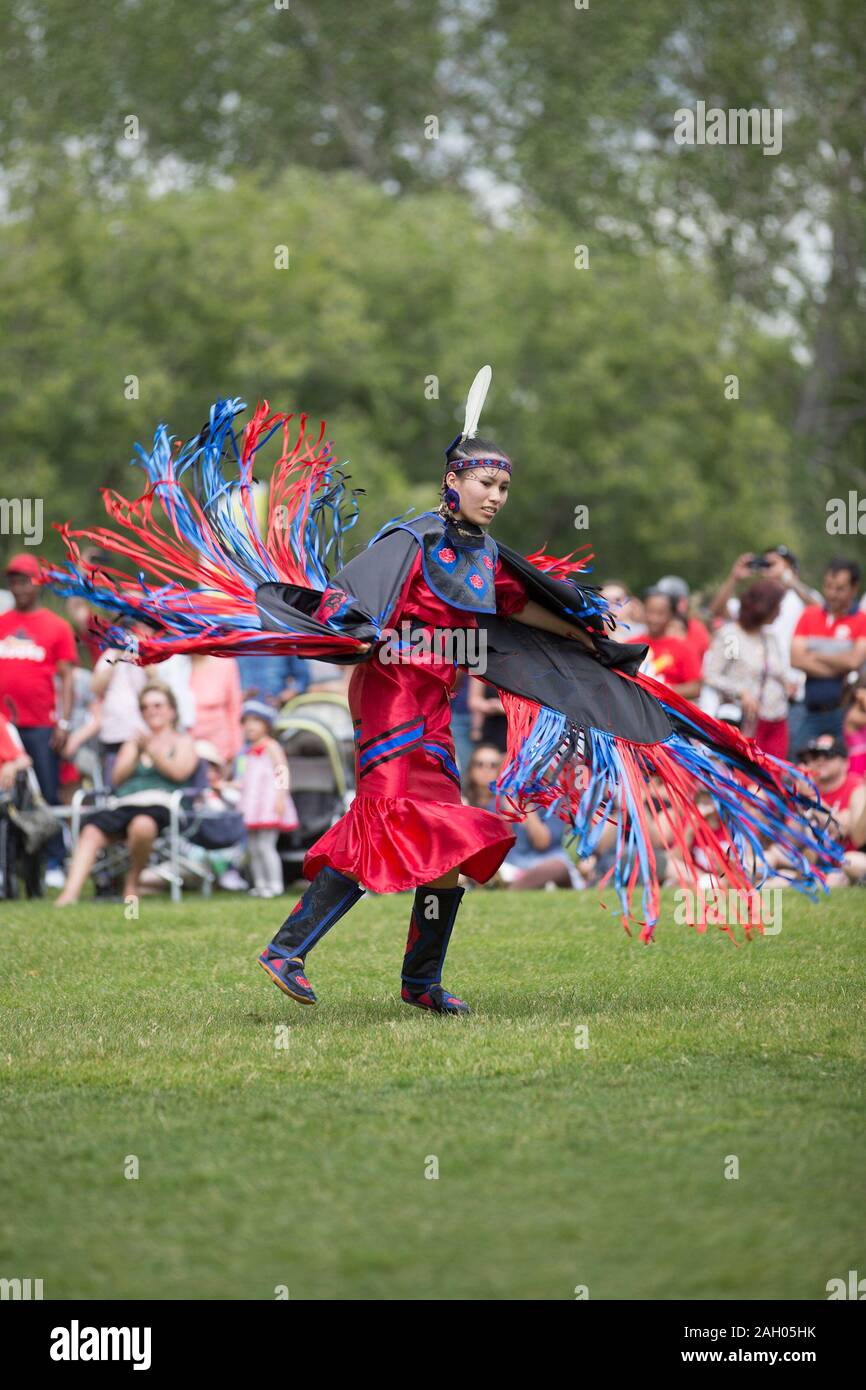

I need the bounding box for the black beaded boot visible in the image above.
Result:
[257,866,365,1004]
[400,884,471,1016]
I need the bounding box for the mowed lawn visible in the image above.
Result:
[1,887,863,1301]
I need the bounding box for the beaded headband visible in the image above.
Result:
[443,366,512,478]
[443,443,513,477]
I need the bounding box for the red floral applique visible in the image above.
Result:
[318,587,348,621]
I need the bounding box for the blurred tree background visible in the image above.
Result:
[0,0,863,591]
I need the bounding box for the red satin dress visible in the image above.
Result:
[303,550,529,891]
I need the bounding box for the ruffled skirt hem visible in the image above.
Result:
[303,793,515,892]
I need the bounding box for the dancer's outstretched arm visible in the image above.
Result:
[511,598,597,652]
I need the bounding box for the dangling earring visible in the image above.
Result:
[444,485,460,513]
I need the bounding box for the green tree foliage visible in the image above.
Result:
[0,168,801,589]
[1,2,862,587]
[0,0,449,189]
[460,0,866,491]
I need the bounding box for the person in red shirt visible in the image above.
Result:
[0,553,77,875]
[795,734,866,886]
[791,559,866,743]
[762,733,866,887]
[656,575,710,665]
[626,589,702,698]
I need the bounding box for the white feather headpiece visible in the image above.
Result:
[461,365,492,441]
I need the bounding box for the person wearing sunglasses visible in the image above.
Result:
[796,735,865,885]
[55,682,198,906]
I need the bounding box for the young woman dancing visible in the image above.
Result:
[45,368,842,1013]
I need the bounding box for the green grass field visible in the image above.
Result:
[1,888,863,1300]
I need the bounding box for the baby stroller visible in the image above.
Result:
[0,765,59,899]
[279,692,355,787]
[274,695,355,885]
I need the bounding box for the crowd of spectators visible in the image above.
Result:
[1,540,865,901]
[0,548,350,900]
[461,544,866,892]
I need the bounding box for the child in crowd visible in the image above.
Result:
[237,700,298,898]
[193,741,247,891]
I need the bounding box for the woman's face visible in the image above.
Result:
[140,691,174,733]
[470,748,503,787]
[448,465,511,526]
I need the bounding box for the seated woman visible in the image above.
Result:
[55,681,198,906]
[458,743,583,890]
[458,743,505,887]
[499,810,586,890]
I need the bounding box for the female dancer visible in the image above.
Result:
[45,369,842,1012]
[254,388,602,1013]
